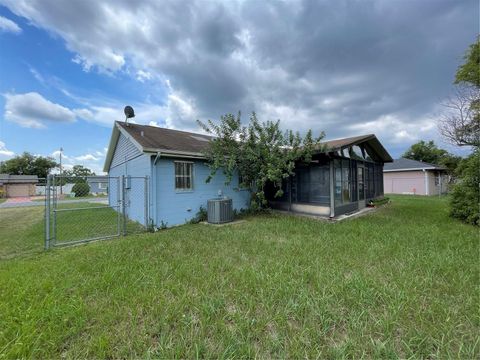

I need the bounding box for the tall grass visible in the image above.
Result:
[0,195,478,358]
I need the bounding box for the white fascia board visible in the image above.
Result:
[383,167,436,172]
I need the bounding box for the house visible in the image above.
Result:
[0,174,39,198]
[86,176,109,194]
[103,122,392,226]
[103,121,251,227]
[383,158,449,196]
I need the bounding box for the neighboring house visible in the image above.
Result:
[0,174,39,198]
[383,158,449,196]
[87,176,109,194]
[103,122,393,226]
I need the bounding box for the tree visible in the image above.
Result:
[57,165,95,186]
[449,150,479,226]
[442,39,480,226]
[0,152,58,178]
[439,38,480,147]
[198,112,324,209]
[439,86,480,147]
[402,140,448,164]
[402,140,460,174]
[64,165,95,177]
[455,38,480,87]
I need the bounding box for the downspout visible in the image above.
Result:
[152,152,161,226]
[329,160,335,218]
[423,169,429,196]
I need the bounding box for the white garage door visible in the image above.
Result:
[7,184,30,197]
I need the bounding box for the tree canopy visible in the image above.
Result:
[198,112,324,209]
[402,140,460,174]
[64,165,95,177]
[440,38,479,147]
[455,37,480,87]
[0,152,58,178]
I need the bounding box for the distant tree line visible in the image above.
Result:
[0,152,95,179]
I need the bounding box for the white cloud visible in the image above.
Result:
[347,113,438,145]
[136,70,152,82]
[4,92,76,128]
[0,15,21,34]
[29,67,46,85]
[51,150,69,159]
[1,0,476,156]
[74,154,99,161]
[49,149,106,175]
[0,141,15,160]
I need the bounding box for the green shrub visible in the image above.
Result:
[71,182,90,197]
[450,150,479,226]
[188,206,208,224]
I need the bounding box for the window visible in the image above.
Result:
[98,182,107,190]
[175,162,193,190]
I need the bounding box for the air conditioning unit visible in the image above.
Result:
[207,198,233,224]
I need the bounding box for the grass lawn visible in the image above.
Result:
[0,198,6,205]
[0,195,478,358]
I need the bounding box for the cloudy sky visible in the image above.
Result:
[0,0,477,173]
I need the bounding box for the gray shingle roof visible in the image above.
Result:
[104,121,394,171]
[383,158,446,172]
[117,121,213,154]
[0,174,39,184]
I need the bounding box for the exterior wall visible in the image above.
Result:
[270,201,330,216]
[6,183,36,197]
[384,170,449,196]
[428,171,449,195]
[108,141,151,226]
[110,132,142,169]
[383,170,426,195]
[154,158,250,227]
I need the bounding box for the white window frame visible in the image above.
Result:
[174,161,194,191]
[98,182,107,190]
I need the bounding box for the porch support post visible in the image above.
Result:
[288,175,292,212]
[329,160,335,218]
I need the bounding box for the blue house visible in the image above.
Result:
[104,121,392,227]
[103,121,250,227]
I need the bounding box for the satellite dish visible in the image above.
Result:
[124,106,135,124]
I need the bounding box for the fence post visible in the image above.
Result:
[144,176,149,229]
[121,175,126,236]
[45,175,51,250]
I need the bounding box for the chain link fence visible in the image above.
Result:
[45,175,149,249]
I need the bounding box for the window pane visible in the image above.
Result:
[175,162,194,190]
[342,180,350,203]
[310,166,330,204]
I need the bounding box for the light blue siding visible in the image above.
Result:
[111,132,142,169]
[108,135,152,226]
[154,158,250,227]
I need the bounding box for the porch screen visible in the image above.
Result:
[295,165,330,204]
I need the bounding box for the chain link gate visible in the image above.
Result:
[45,175,149,249]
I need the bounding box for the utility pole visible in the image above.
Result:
[59,147,63,195]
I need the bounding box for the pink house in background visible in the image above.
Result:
[383,158,449,196]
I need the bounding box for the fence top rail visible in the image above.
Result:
[54,205,118,212]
